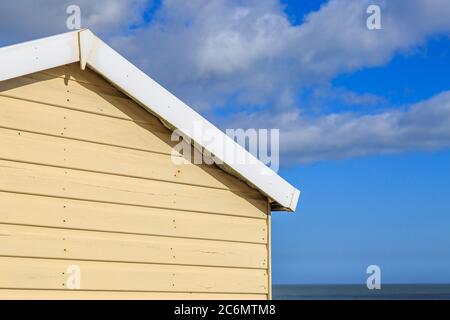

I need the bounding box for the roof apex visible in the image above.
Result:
[0,29,300,211]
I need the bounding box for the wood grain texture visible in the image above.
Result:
[0,257,268,293]
[0,289,267,300]
[0,160,266,218]
[0,191,267,243]
[0,95,175,153]
[0,224,268,268]
[0,127,255,192]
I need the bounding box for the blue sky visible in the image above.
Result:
[274,150,450,284]
[270,0,450,284]
[0,0,449,285]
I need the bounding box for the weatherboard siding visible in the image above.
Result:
[0,290,267,300]
[0,64,270,299]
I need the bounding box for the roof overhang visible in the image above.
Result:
[0,30,300,211]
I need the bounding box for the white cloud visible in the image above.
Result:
[223,91,450,163]
[110,0,298,109]
[108,0,450,111]
[0,0,148,44]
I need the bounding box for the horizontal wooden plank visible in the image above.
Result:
[0,95,175,154]
[0,224,267,268]
[0,257,268,293]
[0,289,267,300]
[0,192,267,243]
[0,127,256,192]
[0,160,266,218]
[0,72,161,124]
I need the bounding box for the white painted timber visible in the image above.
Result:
[0,31,79,81]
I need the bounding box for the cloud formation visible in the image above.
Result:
[0,0,147,44]
[109,0,450,163]
[223,91,450,163]
[109,0,450,110]
[1,0,450,164]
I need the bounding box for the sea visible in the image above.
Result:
[272,284,450,300]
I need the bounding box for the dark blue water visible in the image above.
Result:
[273,284,450,300]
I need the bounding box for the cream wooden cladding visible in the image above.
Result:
[0,192,267,244]
[0,127,255,192]
[0,159,266,218]
[0,224,268,269]
[0,290,267,300]
[0,257,268,293]
[0,64,271,299]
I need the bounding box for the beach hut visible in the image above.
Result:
[0,30,300,300]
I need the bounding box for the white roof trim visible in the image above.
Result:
[0,31,79,81]
[0,30,300,211]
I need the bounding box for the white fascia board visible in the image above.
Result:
[79,30,300,211]
[0,31,80,81]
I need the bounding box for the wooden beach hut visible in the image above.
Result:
[0,30,300,299]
